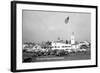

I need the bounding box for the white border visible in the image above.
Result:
[16,4,96,70]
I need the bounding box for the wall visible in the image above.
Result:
[0,0,99,73]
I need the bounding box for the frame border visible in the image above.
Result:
[11,1,98,72]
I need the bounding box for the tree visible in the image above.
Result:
[45,41,52,49]
[66,40,68,44]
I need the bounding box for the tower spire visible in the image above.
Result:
[71,32,75,45]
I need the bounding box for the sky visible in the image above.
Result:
[22,10,91,43]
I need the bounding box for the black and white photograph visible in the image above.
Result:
[11,1,97,72]
[22,10,91,63]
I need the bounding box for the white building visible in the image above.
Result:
[51,32,79,50]
[51,42,71,50]
[78,41,90,48]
